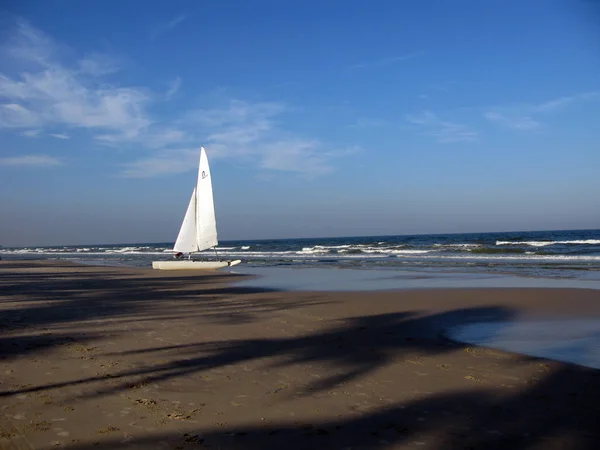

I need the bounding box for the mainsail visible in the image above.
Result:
[173,147,219,253]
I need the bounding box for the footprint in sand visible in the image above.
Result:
[96,426,120,434]
[464,375,482,382]
[167,412,190,420]
[183,433,204,443]
[134,398,157,408]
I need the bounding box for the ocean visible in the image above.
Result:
[2,228,600,282]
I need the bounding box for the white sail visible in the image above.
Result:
[196,147,219,251]
[154,146,241,269]
[173,187,199,253]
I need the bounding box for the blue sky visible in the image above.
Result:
[1,0,599,246]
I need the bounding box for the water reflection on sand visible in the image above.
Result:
[231,266,600,292]
[232,266,600,370]
[447,319,600,370]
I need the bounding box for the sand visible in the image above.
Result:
[1,260,600,449]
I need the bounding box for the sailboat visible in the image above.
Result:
[152,147,242,270]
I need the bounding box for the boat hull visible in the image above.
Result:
[152,259,241,270]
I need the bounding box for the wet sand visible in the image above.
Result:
[1,260,600,449]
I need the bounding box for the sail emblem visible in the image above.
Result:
[201,170,208,179]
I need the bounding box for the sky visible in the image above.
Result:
[1,0,599,247]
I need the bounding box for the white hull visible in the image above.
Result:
[152,259,242,270]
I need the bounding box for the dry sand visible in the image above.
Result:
[1,260,600,450]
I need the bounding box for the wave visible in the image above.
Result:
[497,240,600,247]
[5,249,598,263]
[470,247,527,254]
[434,243,481,249]
[2,236,598,266]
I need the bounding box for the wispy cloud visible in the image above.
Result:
[0,154,62,167]
[77,53,121,76]
[49,132,70,140]
[484,90,599,131]
[348,117,390,129]
[124,100,359,177]
[483,112,541,131]
[0,102,42,128]
[165,76,182,100]
[533,91,599,113]
[21,129,41,137]
[258,142,360,176]
[165,14,188,30]
[405,111,477,143]
[151,14,188,39]
[1,20,357,179]
[350,51,422,70]
[0,21,151,142]
[120,148,199,178]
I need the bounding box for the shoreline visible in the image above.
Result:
[2,260,600,449]
[4,256,600,291]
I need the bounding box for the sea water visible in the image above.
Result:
[3,228,600,283]
[446,319,600,370]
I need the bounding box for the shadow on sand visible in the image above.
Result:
[54,307,600,449]
[1,261,600,449]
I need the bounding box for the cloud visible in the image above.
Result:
[165,76,181,100]
[350,51,422,70]
[21,129,40,137]
[120,148,198,178]
[483,112,541,131]
[116,127,189,149]
[123,100,359,177]
[165,14,188,30]
[151,14,188,39]
[258,142,360,176]
[49,132,70,140]
[348,118,390,129]
[484,90,599,131]
[0,21,151,141]
[0,103,42,128]
[1,21,357,179]
[0,154,62,167]
[77,53,121,76]
[405,111,477,143]
[5,19,57,65]
[533,91,599,113]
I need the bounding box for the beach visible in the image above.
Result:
[2,260,600,449]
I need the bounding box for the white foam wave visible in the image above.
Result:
[0,250,170,256]
[314,244,353,249]
[362,249,432,255]
[297,247,330,254]
[204,251,600,262]
[106,246,154,253]
[2,242,599,264]
[497,240,600,247]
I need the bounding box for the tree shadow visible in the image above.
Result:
[61,363,600,450]
[52,306,600,449]
[3,262,600,448]
[0,332,102,361]
[1,306,513,402]
[0,262,329,361]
